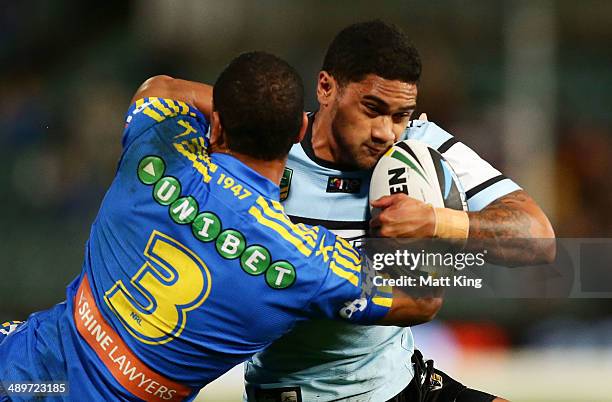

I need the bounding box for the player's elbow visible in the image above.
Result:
[143,75,175,89]
[131,75,176,103]
[533,213,557,264]
[540,234,557,265]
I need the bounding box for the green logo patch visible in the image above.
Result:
[240,245,271,275]
[169,196,198,224]
[266,261,296,289]
[216,229,246,259]
[192,212,222,242]
[138,156,297,289]
[138,156,165,185]
[153,177,181,205]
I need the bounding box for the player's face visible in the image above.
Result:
[326,74,417,169]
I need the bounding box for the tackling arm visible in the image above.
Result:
[379,288,443,326]
[131,75,213,118]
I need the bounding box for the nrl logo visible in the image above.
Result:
[280,167,293,201]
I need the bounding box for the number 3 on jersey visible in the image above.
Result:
[104,230,212,345]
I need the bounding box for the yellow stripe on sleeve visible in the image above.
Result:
[150,97,174,117]
[296,223,318,243]
[143,107,164,122]
[256,198,317,248]
[181,140,196,154]
[197,137,208,153]
[164,99,181,114]
[335,238,361,265]
[332,251,361,272]
[186,137,216,173]
[269,199,319,245]
[173,143,212,183]
[270,199,285,211]
[249,206,313,257]
[177,101,190,115]
[372,296,393,307]
[329,261,359,287]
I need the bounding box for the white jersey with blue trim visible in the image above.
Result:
[244,117,521,401]
[407,119,521,211]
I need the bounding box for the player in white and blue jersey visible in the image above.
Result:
[242,21,555,402]
[127,22,555,401]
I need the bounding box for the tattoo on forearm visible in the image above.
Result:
[468,190,533,239]
[466,190,554,265]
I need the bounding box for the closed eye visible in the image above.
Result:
[364,103,380,116]
[392,111,413,124]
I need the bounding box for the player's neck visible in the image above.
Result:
[220,150,286,186]
[311,110,341,163]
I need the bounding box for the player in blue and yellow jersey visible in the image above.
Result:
[0,52,433,402]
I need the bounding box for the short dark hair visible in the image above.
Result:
[322,20,421,86]
[213,51,304,161]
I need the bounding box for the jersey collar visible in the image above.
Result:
[300,112,363,172]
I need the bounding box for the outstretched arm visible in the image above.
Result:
[131,75,214,118]
[378,287,443,326]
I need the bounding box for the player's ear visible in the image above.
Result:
[294,112,308,144]
[209,110,225,148]
[317,71,337,106]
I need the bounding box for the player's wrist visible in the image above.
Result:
[432,207,469,241]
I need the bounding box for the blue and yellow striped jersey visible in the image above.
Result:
[83,98,391,387]
[0,98,390,402]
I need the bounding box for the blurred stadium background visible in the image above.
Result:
[1,1,612,401]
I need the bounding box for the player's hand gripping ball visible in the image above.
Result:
[369,139,467,238]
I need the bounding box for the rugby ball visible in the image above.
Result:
[369,139,467,212]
